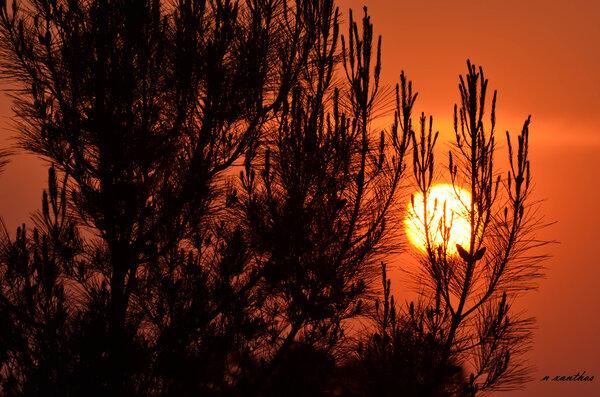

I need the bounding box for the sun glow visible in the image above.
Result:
[405,184,473,254]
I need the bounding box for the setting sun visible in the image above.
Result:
[405,184,473,254]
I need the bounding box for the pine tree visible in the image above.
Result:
[403,61,547,394]
[0,0,547,394]
[230,6,412,394]
[0,0,316,393]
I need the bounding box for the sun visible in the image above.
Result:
[405,184,473,254]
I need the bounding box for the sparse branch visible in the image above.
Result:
[406,60,546,394]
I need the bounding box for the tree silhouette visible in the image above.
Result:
[0,0,317,393]
[331,61,547,397]
[400,61,547,394]
[0,166,83,395]
[348,263,469,397]
[226,6,412,394]
[0,0,547,394]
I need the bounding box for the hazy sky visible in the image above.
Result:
[0,0,598,395]
[336,0,600,395]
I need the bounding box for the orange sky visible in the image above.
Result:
[336,0,600,395]
[0,0,599,395]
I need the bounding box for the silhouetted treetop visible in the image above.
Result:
[0,0,547,395]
